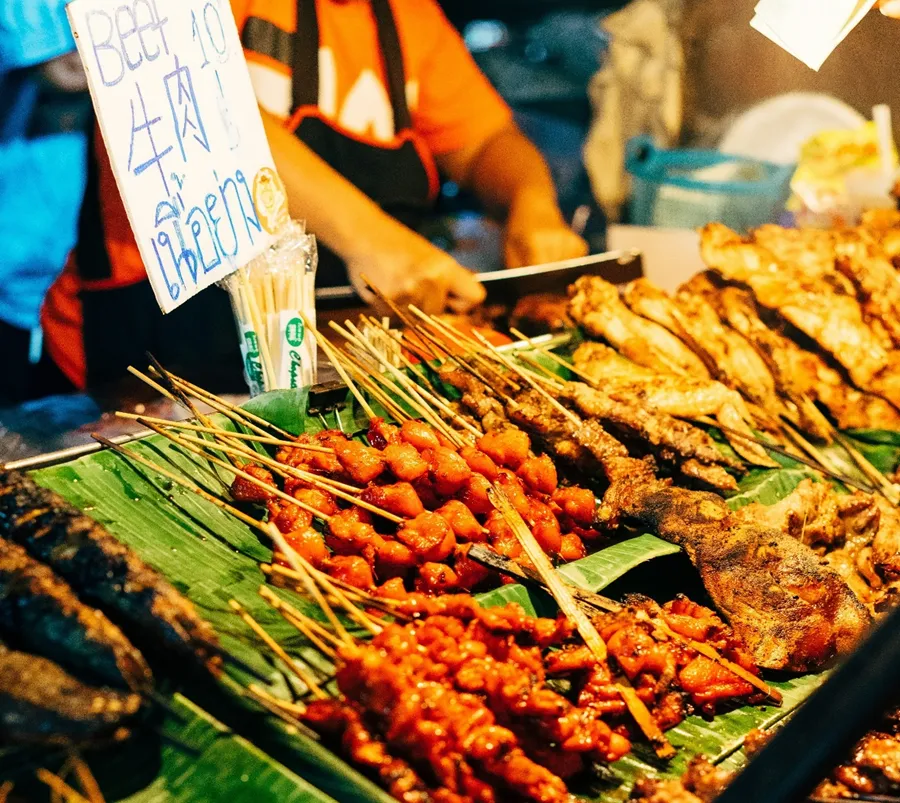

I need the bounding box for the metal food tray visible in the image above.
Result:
[315,249,644,308]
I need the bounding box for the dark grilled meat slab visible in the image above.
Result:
[611,482,872,672]
[0,643,142,745]
[0,537,152,692]
[0,470,219,669]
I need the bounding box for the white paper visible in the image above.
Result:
[67,0,289,312]
[751,0,877,70]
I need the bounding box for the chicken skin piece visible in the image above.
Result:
[367,417,400,450]
[400,420,442,451]
[435,500,486,543]
[477,428,531,470]
[381,443,429,483]
[395,512,456,564]
[334,440,386,485]
[516,455,558,495]
[231,464,277,503]
[424,447,472,497]
[361,482,425,519]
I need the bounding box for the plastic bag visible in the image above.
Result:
[220,220,318,395]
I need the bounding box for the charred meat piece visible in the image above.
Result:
[612,481,872,671]
[559,381,741,479]
[0,642,143,745]
[0,470,220,669]
[0,538,152,692]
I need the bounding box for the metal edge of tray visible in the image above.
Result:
[315,249,644,308]
[3,430,153,473]
[8,332,576,473]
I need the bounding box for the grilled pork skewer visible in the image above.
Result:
[0,641,143,745]
[0,537,152,692]
[0,469,220,670]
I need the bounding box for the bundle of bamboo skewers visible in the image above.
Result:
[221,220,318,395]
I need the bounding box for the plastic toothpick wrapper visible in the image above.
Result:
[220,219,318,395]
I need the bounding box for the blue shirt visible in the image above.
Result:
[0,0,87,330]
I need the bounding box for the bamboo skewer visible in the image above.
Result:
[36,770,92,803]
[832,428,900,506]
[139,422,406,524]
[265,524,354,647]
[114,412,331,452]
[304,315,376,421]
[259,585,340,659]
[247,684,308,719]
[229,600,326,698]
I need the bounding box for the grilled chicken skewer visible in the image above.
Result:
[700,223,900,408]
[0,537,152,692]
[567,275,710,377]
[624,277,789,425]
[0,640,143,745]
[571,342,775,466]
[0,469,220,670]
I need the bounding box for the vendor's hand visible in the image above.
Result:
[38,51,88,92]
[878,0,900,17]
[504,190,589,269]
[346,225,486,315]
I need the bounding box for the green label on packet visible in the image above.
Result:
[285,317,305,347]
[240,325,265,396]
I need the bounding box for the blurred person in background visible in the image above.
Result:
[41,0,587,398]
[0,2,90,405]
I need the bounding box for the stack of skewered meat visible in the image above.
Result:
[568,215,900,440]
[231,416,605,596]
[302,592,766,803]
[0,469,220,745]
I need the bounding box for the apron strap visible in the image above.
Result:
[292,0,412,131]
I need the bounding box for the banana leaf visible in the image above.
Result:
[13,390,859,801]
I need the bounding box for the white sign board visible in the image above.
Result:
[751,0,877,70]
[67,0,289,312]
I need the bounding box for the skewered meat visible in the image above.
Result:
[231,464,278,503]
[631,756,730,803]
[675,276,787,417]
[334,440,386,485]
[611,480,872,671]
[382,443,429,482]
[571,343,774,467]
[0,538,152,692]
[0,642,143,745]
[361,482,426,519]
[476,428,531,471]
[304,699,445,803]
[559,381,741,487]
[0,470,220,668]
[711,282,880,437]
[568,276,710,377]
[834,230,900,347]
[516,455,559,495]
[700,223,900,407]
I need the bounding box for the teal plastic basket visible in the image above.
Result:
[625,136,795,232]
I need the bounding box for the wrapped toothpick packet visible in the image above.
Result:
[221,220,318,395]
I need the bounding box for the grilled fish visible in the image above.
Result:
[0,641,142,745]
[0,470,219,670]
[0,537,152,692]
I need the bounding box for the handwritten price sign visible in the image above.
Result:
[67,0,289,312]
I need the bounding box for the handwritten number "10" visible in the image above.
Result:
[192,1,228,68]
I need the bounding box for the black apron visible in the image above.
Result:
[70,0,437,393]
[290,0,438,288]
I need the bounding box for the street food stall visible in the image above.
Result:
[3,1,900,802]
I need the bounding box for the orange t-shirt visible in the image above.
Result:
[42,0,512,389]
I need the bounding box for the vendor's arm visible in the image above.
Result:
[262,112,485,314]
[437,123,589,269]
